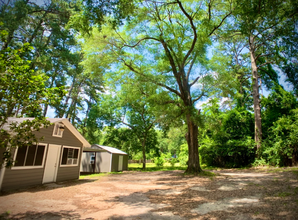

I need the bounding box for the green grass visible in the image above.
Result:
[128,162,215,174]
[128,162,187,172]
[80,171,123,179]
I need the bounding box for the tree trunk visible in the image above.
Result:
[249,35,262,153]
[142,139,146,170]
[185,114,203,174]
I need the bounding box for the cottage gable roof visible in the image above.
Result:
[3,117,90,148]
[91,144,127,155]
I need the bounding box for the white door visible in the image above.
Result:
[43,144,61,183]
[118,155,123,171]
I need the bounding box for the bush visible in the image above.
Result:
[199,107,255,168]
[200,136,255,168]
[260,109,298,166]
[154,157,164,167]
[169,158,178,167]
[178,144,188,166]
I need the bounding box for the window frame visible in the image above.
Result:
[12,143,48,170]
[52,123,65,138]
[60,146,80,167]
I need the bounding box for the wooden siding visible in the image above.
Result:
[111,154,128,172]
[33,124,82,147]
[56,166,80,182]
[111,154,119,172]
[123,155,128,171]
[96,152,111,172]
[80,152,93,173]
[1,168,44,191]
[80,151,111,173]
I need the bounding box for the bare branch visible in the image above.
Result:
[190,76,200,87]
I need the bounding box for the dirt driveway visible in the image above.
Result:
[0,168,298,220]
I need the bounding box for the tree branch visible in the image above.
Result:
[121,58,182,98]
[186,52,197,81]
[176,0,197,67]
[208,10,233,37]
[122,37,161,49]
[190,75,200,87]
[192,92,205,104]
[257,61,274,68]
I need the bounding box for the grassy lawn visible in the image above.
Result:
[128,162,187,171]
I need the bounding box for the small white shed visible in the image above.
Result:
[80,144,128,173]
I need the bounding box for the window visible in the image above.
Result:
[52,123,65,137]
[14,144,46,168]
[61,146,79,166]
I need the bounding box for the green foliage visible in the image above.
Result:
[260,109,298,166]
[258,87,298,166]
[80,0,136,32]
[157,126,187,157]
[169,158,178,167]
[178,144,188,166]
[154,157,164,167]
[199,101,255,168]
[0,39,63,167]
[262,86,298,139]
[200,136,255,168]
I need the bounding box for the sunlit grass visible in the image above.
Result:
[128,162,187,171]
[79,172,123,179]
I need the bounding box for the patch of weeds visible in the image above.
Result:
[276,192,291,197]
[294,187,298,194]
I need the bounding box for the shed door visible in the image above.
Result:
[118,155,123,171]
[43,144,61,183]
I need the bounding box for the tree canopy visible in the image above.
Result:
[1,0,298,171]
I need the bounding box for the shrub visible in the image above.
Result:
[154,157,164,167]
[178,144,188,166]
[169,158,177,167]
[260,109,298,166]
[200,136,255,168]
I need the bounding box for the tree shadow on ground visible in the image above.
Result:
[0,178,97,196]
[103,169,298,219]
[0,210,88,220]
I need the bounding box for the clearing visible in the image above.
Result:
[0,168,298,219]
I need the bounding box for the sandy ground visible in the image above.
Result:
[0,168,298,220]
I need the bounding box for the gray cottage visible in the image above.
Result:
[80,144,128,174]
[0,118,90,191]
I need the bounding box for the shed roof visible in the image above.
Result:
[91,144,128,155]
[3,117,91,148]
[83,147,106,152]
